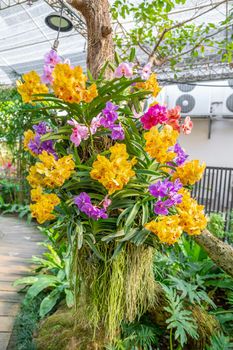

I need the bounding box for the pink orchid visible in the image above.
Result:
[102,196,112,210]
[90,114,102,134]
[182,116,193,135]
[44,50,61,67]
[68,119,89,146]
[114,62,133,78]
[67,119,79,127]
[140,63,152,79]
[41,65,54,84]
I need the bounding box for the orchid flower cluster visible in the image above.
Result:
[67,101,124,147]
[18,49,207,245]
[24,122,57,158]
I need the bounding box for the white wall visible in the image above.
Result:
[179,118,233,168]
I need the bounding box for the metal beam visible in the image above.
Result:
[157,60,233,83]
[0,0,87,38]
[44,0,87,38]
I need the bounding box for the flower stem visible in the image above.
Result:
[170,328,173,350]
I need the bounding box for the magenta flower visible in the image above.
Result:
[110,123,125,140]
[68,119,89,147]
[140,63,152,80]
[100,102,119,128]
[74,192,108,220]
[140,104,168,130]
[44,50,61,67]
[41,65,54,85]
[114,62,133,78]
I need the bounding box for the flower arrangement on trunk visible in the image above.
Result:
[17,50,207,341]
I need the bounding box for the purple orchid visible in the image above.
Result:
[149,180,170,198]
[74,192,108,220]
[169,193,183,205]
[171,179,183,193]
[173,143,189,166]
[74,192,91,209]
[149,178,183,215]
[110,123,125,140]
[100,102,119,128]
[154,197,179,216]
[33,122,49,135]
[28,134,57,159]
[154,200,169,215]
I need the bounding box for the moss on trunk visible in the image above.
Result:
[194,229,233,277]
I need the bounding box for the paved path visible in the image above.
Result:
[0,216,43,350]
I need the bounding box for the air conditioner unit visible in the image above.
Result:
[160,83,211,116]
[222,79,233,116]
[155,80,233,117]
[203,80,233,116]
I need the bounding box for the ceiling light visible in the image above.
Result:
[45,12,73,32]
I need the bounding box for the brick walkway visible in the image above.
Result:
[0,216,43,350]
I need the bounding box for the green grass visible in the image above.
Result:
[8,294,44,350]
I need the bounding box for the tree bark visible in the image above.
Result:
[69,0,114,78]
[194,229,233,277]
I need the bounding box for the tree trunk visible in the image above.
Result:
[69,0,114,78]
[194,229,233,277]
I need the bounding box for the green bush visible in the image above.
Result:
[207,213,225,239]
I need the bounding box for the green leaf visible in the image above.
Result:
[102,230,125,243]
[76,221,84,250]
[26,275,58,300]
[129,47,136,61]
[125,201,141,227]
[13,276,38,287]
[85,236,105,261]
[142,203,149,225]
[65,289,74,308]
[39,288,61,318]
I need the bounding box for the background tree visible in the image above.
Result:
[111,0,233,69]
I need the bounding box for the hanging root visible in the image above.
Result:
[124,245,160,322]
[36,243,163,347]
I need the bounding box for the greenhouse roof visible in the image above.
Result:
[0,0,86,85]
[0,0,232,85]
